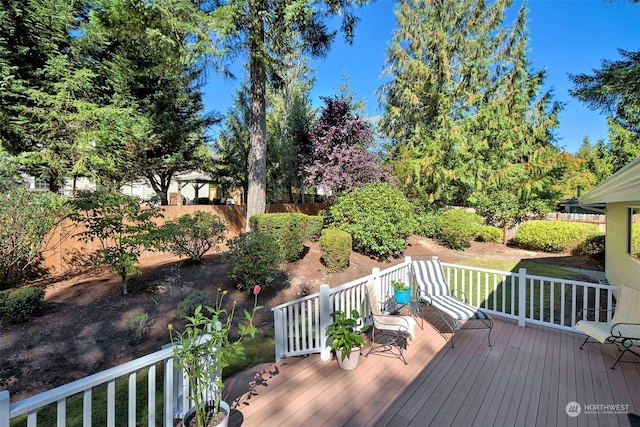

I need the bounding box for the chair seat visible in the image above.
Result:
[425,295,493,323]
[576,320,640,346]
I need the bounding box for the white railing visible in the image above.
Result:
[440,262,616,331]
[272,256,617,361]
[2,257,615,425]
[271,257,414,361]
[1,344,195,427]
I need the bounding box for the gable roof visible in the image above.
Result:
[580,156,640,205]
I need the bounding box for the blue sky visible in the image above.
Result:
[204,0,640,154]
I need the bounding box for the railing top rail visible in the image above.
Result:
[523,273,615,289]
[9,344,175,417]
[271,292,322,311]
[441,261,612,289]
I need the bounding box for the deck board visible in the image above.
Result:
[225,316,640,427]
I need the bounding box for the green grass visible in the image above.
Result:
[10,329,276,427]
[444,259,605,325]
[11,363,165,427]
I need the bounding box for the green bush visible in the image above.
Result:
[156,211,226,262]
[577,233,606,260]
[513,220,599,252]
[436,209,485,250]
[477,225,503,243]
[0,188,68,289]
[249,213,306,262]
[0,287,45,323]
[319,229,352,272]
[413,210,440,238]
[306,215,324,242]
[327,182,416,259]
[177,290,211,319]
[223,232,284,292]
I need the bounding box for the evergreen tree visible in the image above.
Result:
[569,49,640,172]
[0,0,85,192]
[210,0,369,229]
[380,0,563,212]
[266,54,315,202]
[78,0,215,202]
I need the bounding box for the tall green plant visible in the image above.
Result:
[0,188,67,289]
[68,190,163,294]
[156,211,227,262]
[223,232,283,292]
[327,182,416,259]
[381,0,563,209]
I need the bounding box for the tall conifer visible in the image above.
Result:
[380,0,563,210]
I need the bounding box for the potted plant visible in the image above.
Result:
[169,286,262,427]
[325,309,369,370]
[392,280,411,304]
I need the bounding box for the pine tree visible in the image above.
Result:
[210,0,370,229]
[380,0,563,212]
[569,49,640,172]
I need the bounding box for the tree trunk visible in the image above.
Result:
[245,0,267,231]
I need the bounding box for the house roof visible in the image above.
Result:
[580,155,640,205]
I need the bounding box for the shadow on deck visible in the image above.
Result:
[224,312,640,427]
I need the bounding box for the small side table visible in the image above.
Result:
[385,297,424,329]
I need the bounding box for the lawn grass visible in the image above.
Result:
[10,330,276,427]
[445,259,607,325]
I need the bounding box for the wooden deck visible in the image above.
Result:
[223,312,640,427]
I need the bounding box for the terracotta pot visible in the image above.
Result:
[182,400,230,427]
[335,347,361,370]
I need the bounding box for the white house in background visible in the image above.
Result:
[25,170,225,205]
[580,155,640,291]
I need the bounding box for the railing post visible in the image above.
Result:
[372,267,382,300]
[273,307,284,362]
[1,390,9,427]
[404,256,412,286]
[518,268,527,327]
[319,284,332,361]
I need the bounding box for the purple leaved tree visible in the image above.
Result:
[304,96,388,197]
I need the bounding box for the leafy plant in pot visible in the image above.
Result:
[392,280,411,305]
[169,286,263,427]
[325,309,369,370]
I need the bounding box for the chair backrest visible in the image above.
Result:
[612,285,640,324]
[366,280,383,316]
[412,257,450,297]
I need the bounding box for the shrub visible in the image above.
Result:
[436,209,485,250]
[513,220,599,252]
[0,287,45,323]
[477,225,503,243]
[319,229,352,272]
[0,188,68,289]
[306,215,324,242]
[177,290,211,319]
[413,210,440,238]
[327,182,416,259]
[223,232,284,292]
[123,311,149,343]
[68,190,163,295]
[249,213,306,262]
[577,233,606,260]
[156,211,226,262]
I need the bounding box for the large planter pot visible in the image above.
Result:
[335,347,361,370]
[394,288,411,305]
[183,400,230,427]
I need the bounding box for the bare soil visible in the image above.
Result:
[0,236,602,402]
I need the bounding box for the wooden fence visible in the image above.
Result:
[38,203,323,274]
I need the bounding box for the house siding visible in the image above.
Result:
[605,202,640,291]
